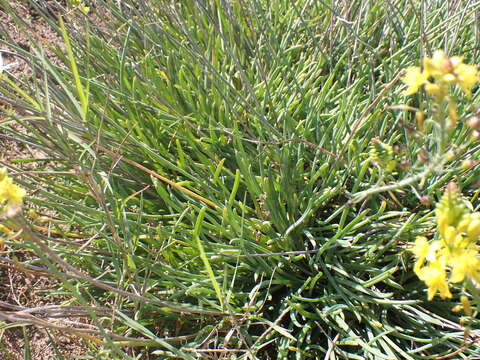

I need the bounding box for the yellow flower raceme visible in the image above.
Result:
[402,50,479,97]
[411,183,480,300]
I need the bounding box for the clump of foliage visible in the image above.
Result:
[1,0,480,359]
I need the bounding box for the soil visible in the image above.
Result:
[0,2,90,359]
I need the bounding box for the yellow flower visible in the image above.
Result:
[0,168,26,210]
[417,261,452,300]
[457,212,480,240]
[448,249,480,283]
[411,236,430,273]
[454,62,479,97]
[423,50,452,78]
[406,50,479,98]
[402,66,429,95]
[411,236,430,258]
[412,184,480,299]
[412,238,444,275]
[442,226,458,245]
[426,51,479,96]
[424,82,443,96]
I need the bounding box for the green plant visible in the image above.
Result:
[1,0,480,359]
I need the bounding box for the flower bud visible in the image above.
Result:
[416,111,425,132]
[467,217,480,239]
[27,209,39,219]
[418,151,429,163]
[461,159,474,169]
[399,160,410,169]
[448,103,458,129]
[446,181,458,193]
[467,115,480,130]
[461,295,473,316]
[452,304,463,312]
[425,83,441,95]
[369,138,396,171]
[420,196,431,205]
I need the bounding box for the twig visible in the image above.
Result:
[252,307,291,349]
[435,336,480,359]
[0,310,194,346]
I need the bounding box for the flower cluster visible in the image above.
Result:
[411,182,480,300]
[402,50,479,98]
[369,137,396,172]
[0,168,25,214]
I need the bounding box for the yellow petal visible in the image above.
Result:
[454,63,479,97]
[467,215,480,239]
[424,82,441,95]
[449,250,480,283]
[0,170,26,207]
[443,226,457,246]
[424,50,451,77]
[402,67,428,95]
[411,236,430,258]
[418,261,452,300]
